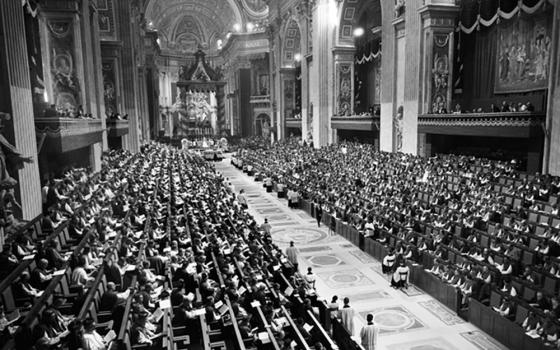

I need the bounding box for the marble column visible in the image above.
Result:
[379,0,397,152]
[272,35,283,140]
[216,85,226,135]
[392,18,406,153]
[0,0,42,219]
[89,3,108,150]
[80,1,97,117]
[138,67,150,142]
[333,47,355,117]
[417,2,459,154]
[81,0,104,170]
[296,6,311,142]
[280,68,296,136]
[311,0,337,147]
[115,0,140,152]
[546,3,560,175]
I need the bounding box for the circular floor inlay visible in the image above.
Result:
[272,227,327,244]
[332,274,359,283]
[309,255,341,266]
[373,311,413,330]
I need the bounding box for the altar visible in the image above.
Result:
[171,49,226,138]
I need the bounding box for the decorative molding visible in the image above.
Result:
[430,33,451,114]
[335,63,353,116]
[418,112,545,128]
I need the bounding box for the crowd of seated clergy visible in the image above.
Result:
[237,139,560,347]
[0,141,341,350]
[0,146,165,349]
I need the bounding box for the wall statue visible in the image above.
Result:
[0,113,33,217]
[393,106,403,152]
[395,0,406,18]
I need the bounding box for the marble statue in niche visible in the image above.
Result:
[0,113,32,217]
[262,118,271,139]
[393,106,403,152]
[394,0,406,18]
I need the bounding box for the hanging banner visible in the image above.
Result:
[494,14,552,93]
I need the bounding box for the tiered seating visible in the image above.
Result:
[237,140,560,350]
[0,149,170,350]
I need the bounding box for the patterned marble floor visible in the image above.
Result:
[216,157,509,350]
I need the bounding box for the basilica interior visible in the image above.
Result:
[1,0,560,350]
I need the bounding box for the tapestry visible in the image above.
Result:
[495,14,552,93]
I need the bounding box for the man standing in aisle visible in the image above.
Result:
[237,189,248,209]
[261,218,272,236]
[360,314,378,350]
[315,201,323,228]
[286,241,298,272]
[339,297,355,336]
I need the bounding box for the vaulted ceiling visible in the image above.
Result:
[145,0,268,55]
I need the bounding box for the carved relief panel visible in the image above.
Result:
[431,33,452,114]
[41,18,83,114]
[102,59,118,117]
[336,63,353,116]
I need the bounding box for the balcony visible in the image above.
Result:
[35,117,104,153]
[286,118,302,129]
[418,112,545,138]
[107,119,130,138]
[331,115,380,131]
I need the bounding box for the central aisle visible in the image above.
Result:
[215,158,507,350]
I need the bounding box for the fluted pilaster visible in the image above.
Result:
[0,0,42,219]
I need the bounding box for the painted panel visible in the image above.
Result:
[45,19,82,113]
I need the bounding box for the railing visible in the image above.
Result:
[331,115,380,131]
[106,119,130,137]
[35,117,105,153]
[418,112,545,137]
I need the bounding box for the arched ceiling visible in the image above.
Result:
[282,19,301,68]
[145,0,268,55]
[339,0,382,43]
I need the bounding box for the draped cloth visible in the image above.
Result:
[458,0,548,33]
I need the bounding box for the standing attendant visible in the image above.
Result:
[286,241,298,272]
[339,297,355,336]
[315,202,323,228]
[237,189,248,209]
[382,249,396,280]
[304,267,316,289]
[261,218,272,235]
[391,260,410,289]
[360,314,378,350]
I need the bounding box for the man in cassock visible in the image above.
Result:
[339,297,355,336]
[391,260,410,289]
[360,314,378,350]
